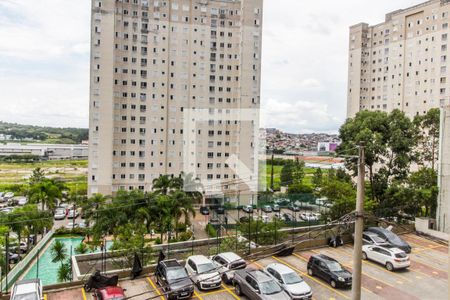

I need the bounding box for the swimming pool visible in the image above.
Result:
[23,237,113,285]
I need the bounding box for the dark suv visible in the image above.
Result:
[367,227,411,253]
[155,259,194,299]
[307,255,352,289]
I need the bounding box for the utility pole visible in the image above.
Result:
[270,152,275,191]
[351,145,365,300]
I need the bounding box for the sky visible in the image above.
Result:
[0,0,425,134]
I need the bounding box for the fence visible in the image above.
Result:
[0,230,54,292]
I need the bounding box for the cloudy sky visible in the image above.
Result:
[0,0,423,133]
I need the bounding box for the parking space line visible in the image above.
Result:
[271,256,350,299]
[146,277,165,300]
[221,284,240,300]
[193,290,203,300]
[198,289,227,297]
[81,287,87,300]
[293,252,308,262]
[413,244,446,255]
[44,294,48,300]
[404,235,446,247]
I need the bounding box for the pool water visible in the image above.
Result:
[23,237,113,285]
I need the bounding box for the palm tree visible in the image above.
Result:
[171,191,196,239]
[51,240,67,266]
[180,172,204,199]
[28,180,63,211]
[152,175,173,195]
[57,262,72,282]
[74,243,89,255]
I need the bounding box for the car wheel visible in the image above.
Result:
[307,268,314,276]
[222,274,230,284]
[386,262,394,271]
[362,252,368,260]
[330,280,337,288]
[235,284,242,296]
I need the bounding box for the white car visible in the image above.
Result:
[67,209,79,219]
[54,209,66,220]
[264,263,313,300]
[185,255,222,290]
[242,205,253,213]
[300,213,319,222]
[362,245,410,271]
[211,252,246,283]
[65,223,79,230]
[11,278,42,300]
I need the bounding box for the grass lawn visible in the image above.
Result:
[263,163,328,191]
[0,159,88,194]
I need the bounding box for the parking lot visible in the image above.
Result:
[46,233,448,300]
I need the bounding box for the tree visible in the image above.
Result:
[152,175,176,195]
[312,168,323,189]
[29,168,45,185]
[280,162,293,187]
[51,240,68,266]
[339,109,417,201]
[409,168,438,217]
[28,179,64,211]
[74,242,89,255]
[320,180,356,220]
[414,108,440,171]
[57,262,72,282]
[292,160,305,184]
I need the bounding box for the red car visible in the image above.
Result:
[95,286,126,300]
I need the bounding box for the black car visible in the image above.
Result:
[367,227,411,253]
[282,213,292,222]
[239,216,250,223]
[215,206,225,215]
[200,206,209,216]
[307,254,352,289]
[288,204,300,212]
[155,259,194,299]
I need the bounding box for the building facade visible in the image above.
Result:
[88,0,263,198]
[347,0,450,118]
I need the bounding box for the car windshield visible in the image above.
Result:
[282,272,303,284]
[198,262,216,273]
[13,292,39,300]
[384,232,402,243]
[260,280,282,295]
[372,235,386,243]
[395,252,407,258]
[167,268,188,281]
[327,261,344,272]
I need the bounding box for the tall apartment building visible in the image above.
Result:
[88,0,263,199]
[347,0,450,118]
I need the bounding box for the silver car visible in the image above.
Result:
[264,263,312,299]
[54,209,66,220]
[233,269,291,300]
[11,279,43,300]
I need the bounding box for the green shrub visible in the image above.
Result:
[206,224,217,238]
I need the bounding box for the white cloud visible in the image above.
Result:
[0,0,426,132]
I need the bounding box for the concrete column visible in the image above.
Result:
[437,105,450,233]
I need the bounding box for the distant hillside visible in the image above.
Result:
[0,121,88,144]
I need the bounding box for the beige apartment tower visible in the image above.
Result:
[347,0,450,118]
[88,0,263,199]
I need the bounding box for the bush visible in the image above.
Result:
[205,224,217,238]
[155,237,162,244]
[54,227,86,235]
[178,231,193,242]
